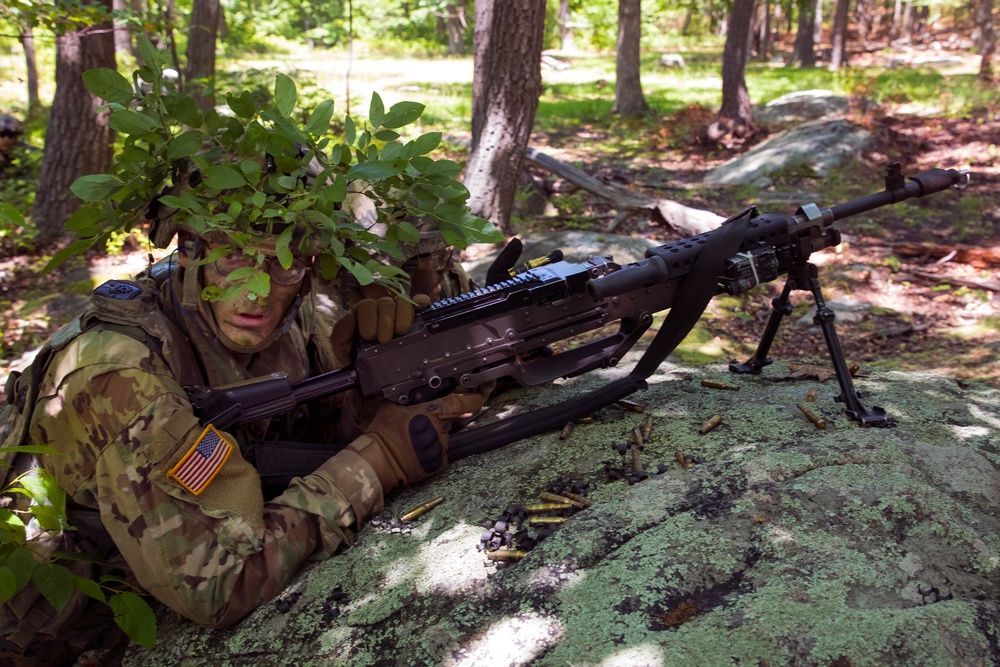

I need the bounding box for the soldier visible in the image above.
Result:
[0,189,486,666]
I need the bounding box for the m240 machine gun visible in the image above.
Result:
[189,164,970,460]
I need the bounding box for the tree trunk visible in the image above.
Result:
[19,25,40,114]
[979,0,996,80]
[559,0,575,51]
[112,0,138,59]
[465,0,545,234]
[612,0,650,116]
[32,0,116,247]
[856,0,874,45]
[793,0,817,66]
[446,3,466,55]
[710,0,756,139]
[300,4,315,48]
[185,0,220,113]
[759,1,773,59]
[813,0,824,46]
[899,1,915,42]
[829,0,851,70]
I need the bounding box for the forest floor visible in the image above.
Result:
[1,46,998,390]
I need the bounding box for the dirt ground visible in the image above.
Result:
[2,98,999,390]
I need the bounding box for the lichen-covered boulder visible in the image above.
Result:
[106,356,1000,667]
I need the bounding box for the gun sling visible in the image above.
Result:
[448,208,753,460]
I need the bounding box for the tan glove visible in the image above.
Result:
[348,393,485,492]
[332,294,432,365]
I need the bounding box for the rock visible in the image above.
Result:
[755,89,858,124]
[797,297,874,324]
[704,119,875,186]
[464,231,660,285]
[105,357,1000,666]
[659,53,686,68]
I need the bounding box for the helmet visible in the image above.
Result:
[0,114,23,136]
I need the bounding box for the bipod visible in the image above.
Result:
[729,262,893,427]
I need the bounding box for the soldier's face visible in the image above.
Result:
[201,249,307,348]
[0,134,16,152]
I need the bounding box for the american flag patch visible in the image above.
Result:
[167,425,233,496]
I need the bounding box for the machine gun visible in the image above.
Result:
[188,164,970,459]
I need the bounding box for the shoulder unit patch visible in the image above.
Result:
[168,425,233,495]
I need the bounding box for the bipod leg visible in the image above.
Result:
[802,265,893,427]
[729,279,794,374]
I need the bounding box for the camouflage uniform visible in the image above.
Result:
[4,265,387,664]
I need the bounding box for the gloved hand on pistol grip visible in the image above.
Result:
[332,294,432,365]
[349,392,485,491]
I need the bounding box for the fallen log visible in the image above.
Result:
[904,270,1000,293]
[892,242,1000,269]
[523,147,725,236]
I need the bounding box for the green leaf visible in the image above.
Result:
[167,131,203,159]
[274,74,297,117]
[369,92,385,128]
[64,206,103,235]
[82,68,135,105]
[337,256,374,285]
[16,469,67,513]
[251,191,267,208]
[345,116,357,145]
[375,129,400,142]
[203,165,247,190]
[276,225,294,269]
[136,36,161,72]
[108,108,158,135]
[31,562,75,612]
[0,202,25,228]
[70,174,122,202]
[0,567,17,602]
[240,159,262,184]
[41,238,96,275]
[0,549,34,590]
[444,213,505,246]
[226,91,256,119]
[346,161,402,181]
[245,273,271,300]
[410,132,442,156]
[0,510,25,544]
[305,100,334,137]
[110,591,157,648]
[169,94,204,127]
[74,576,107,603]
[381,101,425,129]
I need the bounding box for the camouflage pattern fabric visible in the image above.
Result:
[29,324,384,627]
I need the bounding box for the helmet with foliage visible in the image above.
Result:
[0,114,23,136]
[55,36,501,301]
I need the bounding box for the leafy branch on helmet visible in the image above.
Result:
[53,36,502,300]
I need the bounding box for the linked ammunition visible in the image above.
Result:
[528,516,567,526]
[616,399,644,413]
[538,491,577,507]
[399,497,445,523]
[632,426,644,447]
[797,403,827,429]
[486,549,529,561]
[574,417,595,424]
[642,414,653,441]
[806,388,817,402]
[699,415,723,434]
[674,450,692,468]
[522,503,573,514]
[559,422,575,440]
[701,379,740,391]
[560,491,594,507]
[631,445,645,475]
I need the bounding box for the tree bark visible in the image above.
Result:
[710,0,755,139]
[32,0,116,247]
[465,0,545,234]
[856,0,874,45]
[829,0,851,70]
[612,0,650,116]
[185,0,220,113]
[112,0,138,59]
[559,0,575,51]
[19,24,40,114]
[446,3,466,55]
[793,0,817,66]
[978,0,995,80]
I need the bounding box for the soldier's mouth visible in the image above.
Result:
[230,312,271,328]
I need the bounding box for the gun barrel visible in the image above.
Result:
[829,168,968,222]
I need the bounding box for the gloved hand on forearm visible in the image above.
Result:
[348,393,485,491]
[331,294,431,365]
